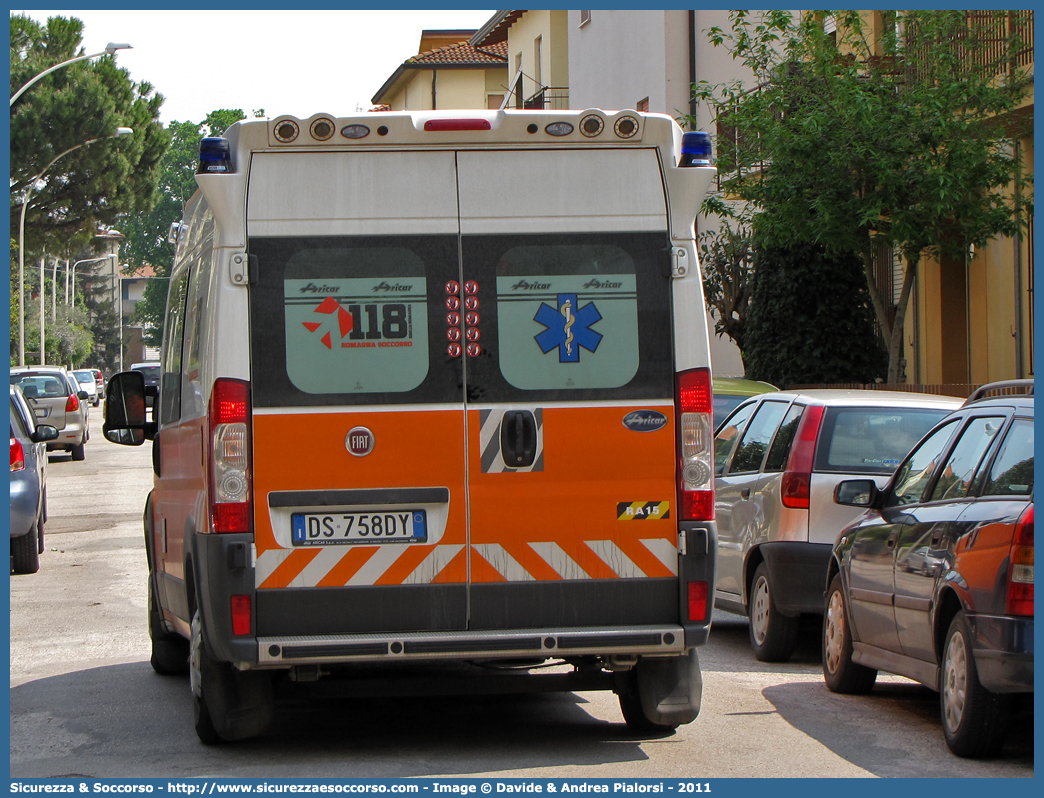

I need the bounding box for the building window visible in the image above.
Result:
[580,10,591,27]
[637,97,649,113]
[488,94,504,110]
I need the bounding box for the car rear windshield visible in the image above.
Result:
[815,406,952,474]
[10,372,70,398]
[133,366,160,381]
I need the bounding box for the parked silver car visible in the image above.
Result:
[72,368,101,407]
[713,389,962,661]
[10,384,58,574]
[10,366,90,460]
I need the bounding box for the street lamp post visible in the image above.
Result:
[15,128,133,365]
[10,42,132,106]
[68,255,116,313]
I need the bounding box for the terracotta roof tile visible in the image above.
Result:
[407,39,508,67]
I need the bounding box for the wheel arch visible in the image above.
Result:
[934,585,965,664]
[742,545,766,609]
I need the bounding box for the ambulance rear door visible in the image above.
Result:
[455,148,681,630]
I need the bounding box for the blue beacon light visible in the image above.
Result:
[197,137,232,174]
[680,131,713,168]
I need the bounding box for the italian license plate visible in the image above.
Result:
[291,510,427,546]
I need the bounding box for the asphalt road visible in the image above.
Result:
[9,413,1034,780]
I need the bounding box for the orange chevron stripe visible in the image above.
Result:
[259,549,321,589]
[316,546,380,587]
[434,547,468,583]
[615,536,675,578]
[470,548,507,583]
[509,542,563,581]
[561,540,617,580]
[374,544,438,586]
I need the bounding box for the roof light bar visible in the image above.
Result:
[680,132,713,167]
[198,137,231,174]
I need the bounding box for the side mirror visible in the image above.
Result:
[102,371,156,446]
[834,479,879,508]
[77,390,89,401]
[31,424,59,443]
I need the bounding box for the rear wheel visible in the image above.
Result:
[11,521,41,574]
[822,574,877,693]
[617,670,680,735]
[940,610,1012,757]
[149,577,189,675]
[748,562,799,662]
[71,442,85,461]
[190,608,273,744]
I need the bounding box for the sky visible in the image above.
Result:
[14,9,498,125]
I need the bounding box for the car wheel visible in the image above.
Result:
[11,521,41,575]
[71,442,85,461]
[822,573,877,694]
[940,610,1012,757]
[149,577,189,675]
[617,670,680,735]
[190,607,273,744]
[37,516,44,554]
[748,562,799,662]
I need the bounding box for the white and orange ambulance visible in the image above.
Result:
[104,108,719,743]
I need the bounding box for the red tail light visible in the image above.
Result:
[231,595,252,635]
[688,580,709,621]
[424,118,492,131]
[11,437,25,472]
[781,405,825,509]
[1006,504,1034,616]
[65,393,79,412]
[676,368,714,521]
[208,379,252,534]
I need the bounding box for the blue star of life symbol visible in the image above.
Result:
[534,293,603,363]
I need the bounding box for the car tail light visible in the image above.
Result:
[65,393,80,412]
[676,368,714,521]
[1006,504,1034,616]
[781,405,825,509]
[231,595,252,635]
[688,580,709,621]
[208,378,252,534]
[11,436,25,472]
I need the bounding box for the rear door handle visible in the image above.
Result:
[501,410,537,468]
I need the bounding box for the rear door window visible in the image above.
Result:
[980,418,1034,496]
[888,420,960,506]
[928,416,1006,502]
[249,235,461,408]
[764,403,804,472]
[728,400,789,474]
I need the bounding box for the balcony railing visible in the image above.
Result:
[521,86,570,110]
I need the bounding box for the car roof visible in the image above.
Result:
[130,362,160,368]
[742,388,964,409]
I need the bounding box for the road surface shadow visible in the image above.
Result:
[761,679,1034,777]
[11,662,664,778]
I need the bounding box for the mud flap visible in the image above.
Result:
[200,652,274,741]
[635,648,703,726]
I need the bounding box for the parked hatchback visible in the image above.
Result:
[10,384,58,573]
[713,389,962,661]
[823,380,1033,758]
[713,377,777,430]
[9,366,90,460]
[72,369,101,407]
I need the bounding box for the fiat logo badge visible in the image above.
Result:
[346,427,375,457]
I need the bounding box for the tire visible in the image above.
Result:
[822,573,877,694]
[149,577,189,675]
[618,671,680,735]
[190,608,273,744]
[71,442,85,461]
[748,562,800,662]
[940,610,1012,757]
[37,516,44,554]
[11,521,42,575]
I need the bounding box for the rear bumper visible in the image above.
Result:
[46,418,84,449]
[759,541,834,616]
[968,613,1034,693]
[257,624,686,667]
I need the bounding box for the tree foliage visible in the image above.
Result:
[698,220,753,356]
[743,241,887,386]
[691,10,1033,382]
[10,14,169,253]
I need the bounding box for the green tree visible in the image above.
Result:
[10,15,169,252]
[698,219,753,358]
[691,10,1033,382]
[121,109,250,345]
[743,241,887,386]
